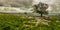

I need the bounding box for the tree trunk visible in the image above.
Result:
[41,13,43,17]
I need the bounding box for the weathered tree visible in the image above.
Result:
[33,2,48,17]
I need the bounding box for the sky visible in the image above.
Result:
[33,0,55,5]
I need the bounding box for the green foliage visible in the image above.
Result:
[0,14,60,30]
[48,16,60,30]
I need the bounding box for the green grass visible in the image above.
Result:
[0,14,60,30]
